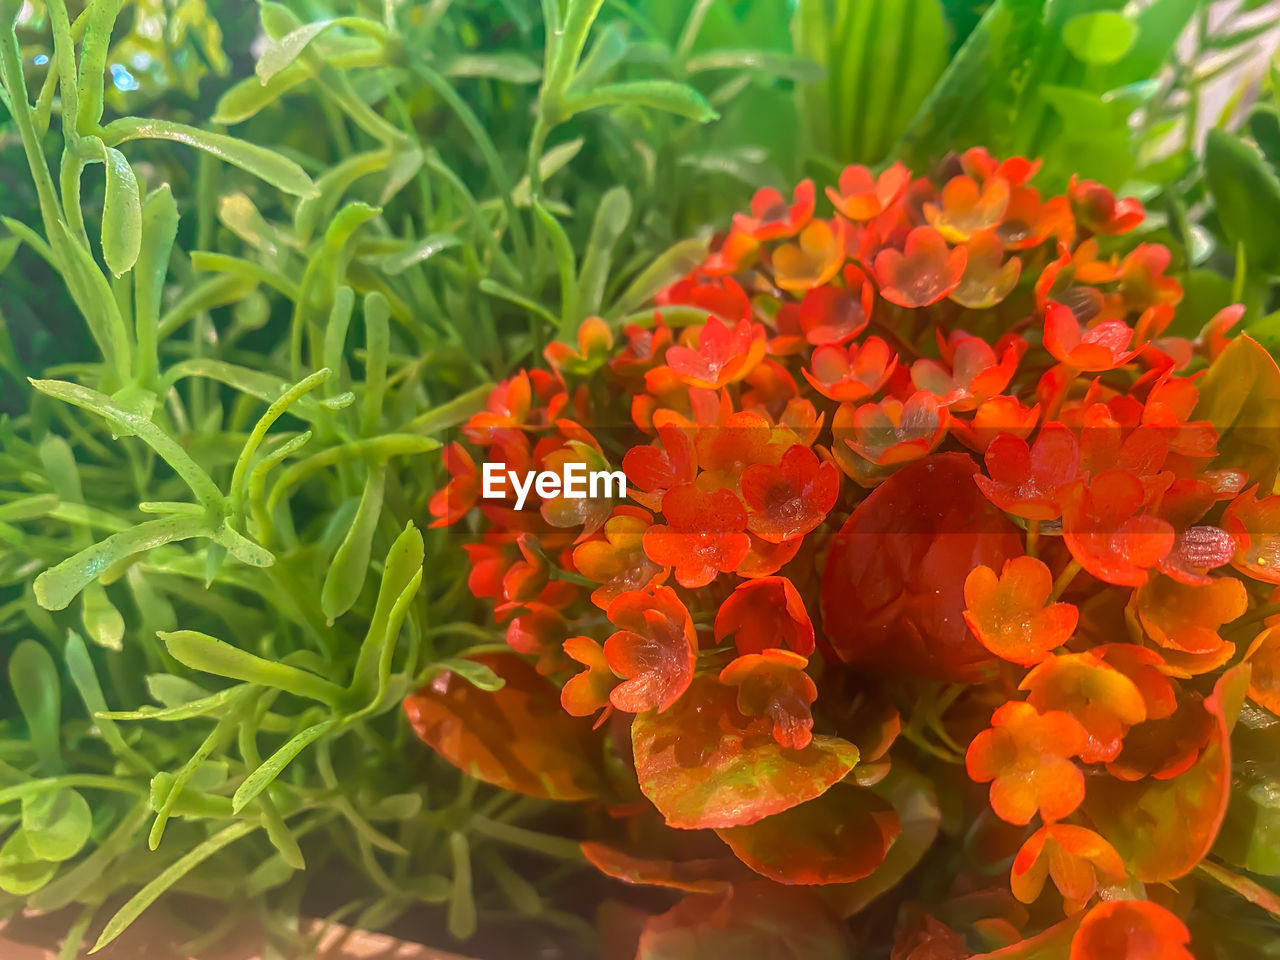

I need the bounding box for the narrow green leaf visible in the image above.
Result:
[232,716,339,813]
[64,631,148,769]
[429,658,505,692]
[685,48,824,82]
[348,522,423,707]
[577,186,631,316]
[34,515,211,612]
[607,236,709,319]
[91,821,258,952]
[442,52,541,83]
[134,185,178,386]
[161,630,347,705]
[562,80,718,122]
[380,233,461,275]
[9,641,61,771]
[448,831,477,940]
[100,118,317,197]
[321,465,386,623]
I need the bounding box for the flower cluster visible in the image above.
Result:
[411,150,1280,956]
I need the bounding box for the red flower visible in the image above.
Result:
[825,162,911,220]
[1068,176,1145,236]
[623,423,697,511]
[965,700,1088,825]
[740,444,839,543]
[974,424,1082,520]
[802,336,897,403]
[428,442,479,527]
[797,269,873,345]
[714,576,816,657]
[733,179,815,241]
[963,557,1078,666]
[602,586,696,714]
[951,395,1040,453]
[1069,900,1193,960]
[643,484,751,588]
[720,649,818,749]
[1060,470,1174,586]
[1043,302,1139,371]
[873,226,968,308]
[666,316,766,390]
[910,336,1019,411]
[950,229,1022,308]
[611,316,674,377]
[923,174,1011,243]
[842,391,949,466]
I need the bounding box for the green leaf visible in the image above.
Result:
[22,788,92,862]
[80,581,125,649]
[255,17,386,83]
[429,658,505,692]
[99,145,141,277]
[321,465,385,623]
[0,828,58,895]
[1062,11,1137,65]
[212,65,310,125]
[608,236,709,319]
[563,81,718,122]
[34,515,212,612]
[92,821,258,952]
[232,716,339,813]
[100,118,317,197]
[9,640,61,771]
[577,186,631,317]
[448,831,477,940]
[64,632,147,770]
[442,52,541,83]
[348,522,423,709]
[161,630,347,706]
[685,48,823,82]
[1206,128,1280,278]
[134,185,178,385]
[380,233,461,275]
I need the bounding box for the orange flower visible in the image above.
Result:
[544,316,614,375]
[802,336,897,403]
[1244,627,1280,713]
[665,315,766,389]
[714,576,816,657]
[733,179,815,241]
[1059,470,1174,587]
[825,162,911,220]
[1020,653,1147,763]
[1043,303,1139,371]
[965,700,1088,825]
[1068,900,1193,960]
[923,174,1011,243]
[720,648,818,749]
[739,444,839,544]
[873,226,967,308]
[950,229,1022,308]
[1067,176,1145,236]
[951,395,1040,453]
[797,268,873,345]
[572,507,667,610]
[910,336,1019,411]
[560,636,616,725]
[428,442,479,527]
[772,217,847,291]
[842,391,949,466]
[602,586,696,714]
[643,484,750,588]
[1011,824,1125,912]
[1134,572,1247,655]
[1223,486,1280,584]
[963,557,1078,665]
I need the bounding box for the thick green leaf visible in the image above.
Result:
[22,788,92,862]
[9,640,61,771]
[348,522,423,709]
[1205,128,1280,277]
[99,145,141,277]
[1062,11,1136,65]
[161,630,346,705]
[563,81,718,122]
[0,828,57,895]
[101,118,317,197]
[232,716,339,812]
[321,466,385,622]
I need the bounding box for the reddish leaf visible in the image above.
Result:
[716,785,899,885]
[1193,333,1280,490]
[631,675,859,830]
[403,653,599,800]
[635,881,853,960]
[580,842,746,894]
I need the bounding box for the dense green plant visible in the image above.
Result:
[0,0,1268,957]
